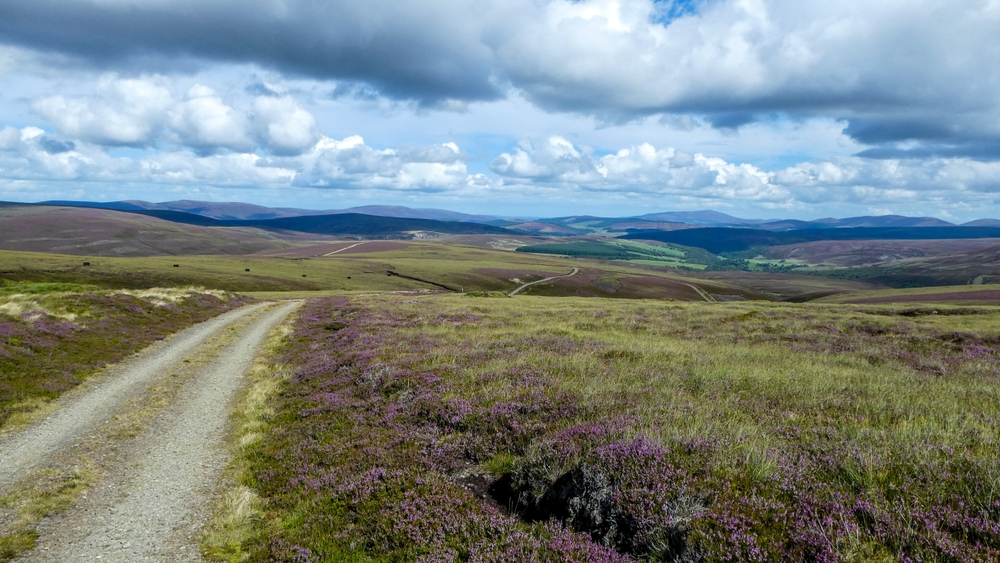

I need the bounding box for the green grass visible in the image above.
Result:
[0,244,710,297]
[515,239,715,270]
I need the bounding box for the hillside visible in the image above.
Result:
[122,209,513,236]
[0,204,322,256]
[756,214,955,230]
[623,226,1000,254]
[762,238,1000,266]
[43,200,498,223]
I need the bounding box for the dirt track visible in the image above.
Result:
[509,267,580,296]
[1,300,300,562]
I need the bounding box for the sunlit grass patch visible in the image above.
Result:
[115,286,233,306]
[0,461,97,562]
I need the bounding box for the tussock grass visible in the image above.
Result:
[114,286,234,306]
[0,461,97,562]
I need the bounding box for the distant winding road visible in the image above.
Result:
[323,241,368,256]
[684,283,715,302]
[509,268,580,296]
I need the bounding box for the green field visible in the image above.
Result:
[516,239,720,269]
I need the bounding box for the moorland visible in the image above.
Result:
[2,200,1000,562]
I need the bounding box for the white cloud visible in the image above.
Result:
[0,126,476,195]
[291,136,471,191]
[773,157,1000,206]
[251,96,319,155]
[168,85,252,152]
[33,76,172,145]
[0,126,24,150]
[491,136,788,202]
[28,76,329,155]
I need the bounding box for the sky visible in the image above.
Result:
[0,0,999,220]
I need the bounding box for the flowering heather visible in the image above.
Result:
[247,296,1000,562]
[0,287,252,426]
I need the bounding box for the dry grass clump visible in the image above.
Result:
[115,286,232,306]
[0,461,97,561]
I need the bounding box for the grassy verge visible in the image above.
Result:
[0,283,253,428]
[246,295,1000,562]
[202,306,300,562]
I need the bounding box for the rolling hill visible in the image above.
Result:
[754,214,955,230]
[0,203,512,257]
[123,209,512,236]
[623,226,1000,254]
[0,204,323,256]
[42,199,499,223]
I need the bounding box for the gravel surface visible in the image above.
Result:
[0,303,267,492]
[509,267,580,296]
[8,300,300,562]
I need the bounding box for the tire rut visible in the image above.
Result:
[8,301,301,562]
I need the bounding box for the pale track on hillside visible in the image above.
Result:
[683,283,715,302]
[509,267,580,296]
[322,241,368,256]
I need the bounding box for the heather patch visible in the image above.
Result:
[0,288,252,427]
[247,296,1000,562]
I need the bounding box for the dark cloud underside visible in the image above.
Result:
[0,0,501,103]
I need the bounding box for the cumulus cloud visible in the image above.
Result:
[168,85,253,152]
[0,125,476,194]
[252,96,319,155]
[773,157,1000,206]
[33,76,172,145]
[487,135,1000,212]
[3,0,1000,153]
[491,136,788,202]
[29,75,327,155]
[3,121,1000,216]
[290,137,471,191]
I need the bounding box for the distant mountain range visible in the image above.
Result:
[42,200,498,224]
[30,199,1000,235]
[636,210,770,226]
[115,209,510,237]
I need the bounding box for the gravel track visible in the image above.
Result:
[4,300,299,562]
[0,303,267,492]
[509,267,580,296]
